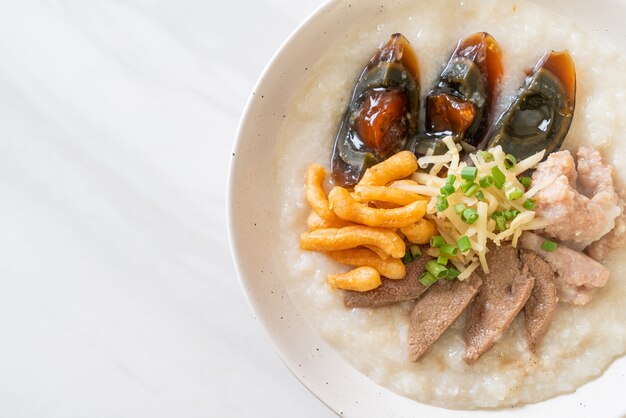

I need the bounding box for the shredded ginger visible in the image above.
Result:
[392,136,547,278]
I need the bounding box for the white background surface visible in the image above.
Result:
[0,0,334,417]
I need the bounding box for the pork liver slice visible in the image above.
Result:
[520,249,558,351]
[408,272,483,362]
[464,243,534,364]
[344,254,431,308]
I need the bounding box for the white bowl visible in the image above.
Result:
[228,0,626,416]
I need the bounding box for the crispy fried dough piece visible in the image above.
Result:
[359,150,418,186]
[307,210,354,231]
[520,250,558,351]
[327,266,381,291]
[329,186,427,228]
[305,164,341,222]
[344,253,431,308]
[326,248,406,280]
[354,184,425,206]
[300,226,405,258]
[464,244,534,364]
[409,272,483,361]
[400,218,438,245]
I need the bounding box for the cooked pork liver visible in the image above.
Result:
[344,254,431,308]
[464,244,534,364]
[520,250,558,351]
[519,232,609,305]
[408,272,483,362]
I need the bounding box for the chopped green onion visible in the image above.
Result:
[507,187,524,200]
[491,166,506,189]
[446,268,461,280]
[460,180,473,192]
[479,175,494,188]
[436,195,449,212]
[495,216,507,231]
[454,203,466,215]
[409,244,422,259]
[464,183,480,197]
[541,239,558,252]
[457,235,472,252]
[504,154,517,170]
[476,191,485,201]
[437,256,448,265]
[446,174,456,185]
[480,151,494,162]
[461,166,478,181]
[491,211,506,231]
[440,183,455,196]
[462,208,479,224]
[504,210,519,221]
[523,198,536,210]
[519,176,532,189]
[430,235,445,248]
[425,260,448,279]
[402,250,413,264]
[440,244,459,257]
[419,271,438,288]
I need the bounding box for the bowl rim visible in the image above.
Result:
[226,0,337,410]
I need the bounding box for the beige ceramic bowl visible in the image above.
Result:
[228,0,626,416]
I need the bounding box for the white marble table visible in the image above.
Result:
[0,0,334,416]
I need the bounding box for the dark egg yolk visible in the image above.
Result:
[354,88,408,155]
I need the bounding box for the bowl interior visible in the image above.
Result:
[228,0,626,416]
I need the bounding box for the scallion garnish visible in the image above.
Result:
[491,212,507,231]
[410,244,422,259]
[430,235,445,248]
[440,183,455,196]
[436,195,449,212]
[440,244,459,257]
[476,190,485,201]
[541,239,558,252]
[454,203,466,215]
[402,250,413,264]
[461,166,478,181]
[519,176,532,189]
[437,256,448,265]
[504,154,517,170]
[523,198,536,210]
[479,175,494,188]
[457,235,472,252]
[507,187,524,200]
[446,267,461,280]
[446,174,456,185]
[419,271,438,288]
[462,208,479,224]
[504,210,519,221]
[464,183,480,197]
[460,180,473,193]
[480,151,494,162]
[425,260,448,279]
[491,166,506,189]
